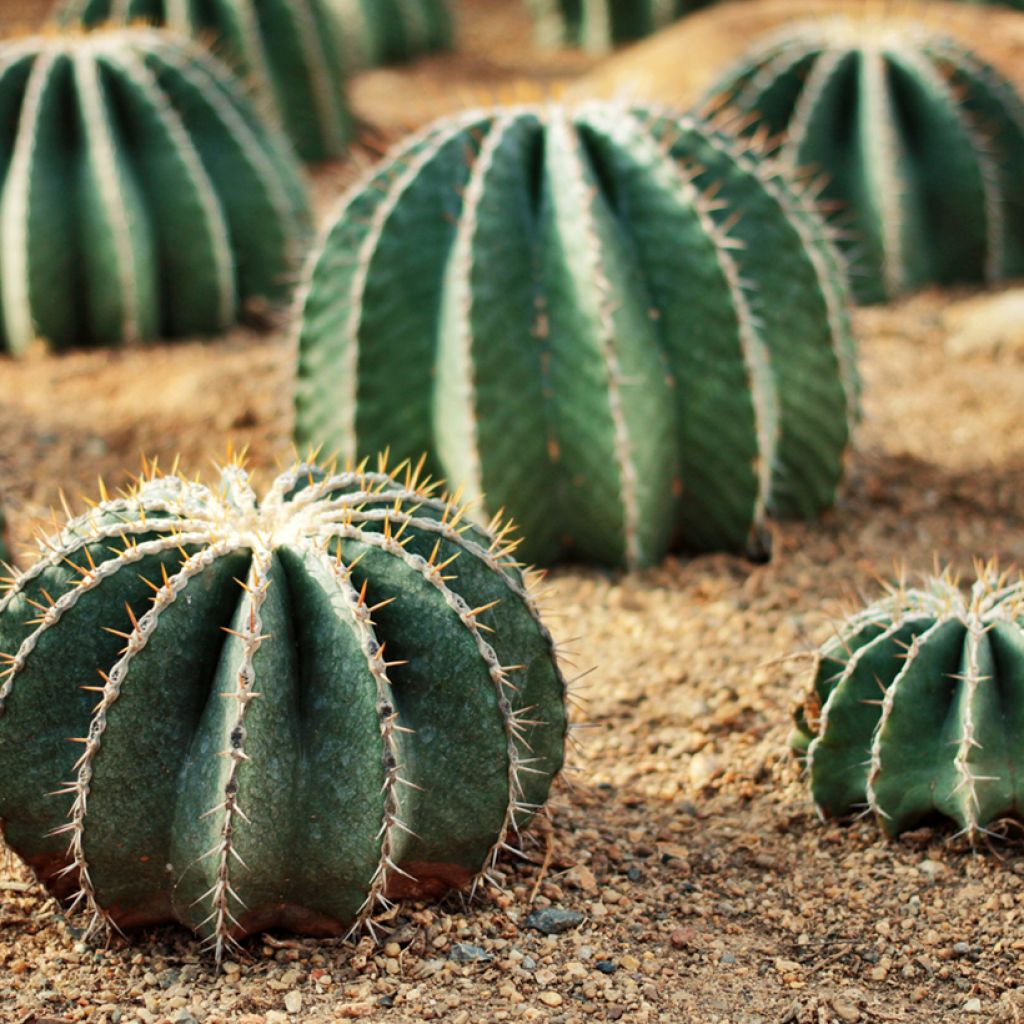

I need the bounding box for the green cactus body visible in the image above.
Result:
[295,103,858,570]
[529,0,698,52]
[704,17,1024,303]
[794,569,1024,839]
[57,0,352,161]
[0,459,566,958]
[325,0,452,68]
[0,28,310,354]
[0,504,10,568]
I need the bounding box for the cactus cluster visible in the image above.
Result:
[0,27,310,354]
[793,567,1024,839]
[295,102,859,570]
[57,0,352,161]
[0,457,567,957]
[529,0,697,52]
[705,17,1024,303]
[327,0,452,68]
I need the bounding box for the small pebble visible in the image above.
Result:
[831,997,859,1022]
[964,998,982,1014]
[524,908,585,935]
[539,992,564,1007]
[596,960,617,974]
[449,943,494,964]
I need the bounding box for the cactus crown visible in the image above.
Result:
[57,0,352,161]
[529,0,692,53]
[794,565,1024,840]
[0,456,566,960]
[704,16,1024,302]
[0,26,310,354]
[296,101,858,570]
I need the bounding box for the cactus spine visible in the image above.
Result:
[529,0,695,52]
[295,102,858,570]
[0,457,567,958]
[794,567,1024,839]
[57,0,352,161]
[0,27,310,354]
[705,17,1024,302]
[325,0,452,68]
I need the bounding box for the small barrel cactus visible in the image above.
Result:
[704,17,1024,303]
[57,0,352,161]
[295,102,859,569]
[793,567,1024,839]
[0,458,566,958]
[326,0,452,68]
[529,0,697,53]
[0,27,310,354]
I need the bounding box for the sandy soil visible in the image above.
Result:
[4,2,1024,1023]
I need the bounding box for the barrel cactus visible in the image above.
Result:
[793,567,1024,839]
[0,27,310,355]
[529,0,698,52]
[326,0,452,68]
[295,102,859,570]
[0,457,566,958]
[57,0,352,161]
[704,17,1024,303]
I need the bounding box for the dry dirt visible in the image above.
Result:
[3,2,1024,1023]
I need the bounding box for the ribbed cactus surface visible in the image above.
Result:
[793,568,1024,839]
[58,0,352,161]
[529,0,696,52]
[326,0,452,67]
[0,458,566,957]
[295,103,858,570]
[705,17,1024,303]
[0,28,310,354]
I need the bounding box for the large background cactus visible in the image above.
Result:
[529,0,701,52]
[326,0,452,68]
[0,457,566,957]
[57,0,352,161]
[295,102,859,570]
[704,17,1024,303]
[0,27,310,355]
[793,567,1024,839]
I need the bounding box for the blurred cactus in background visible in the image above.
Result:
[58,0,353,161]
[705,17,1024,302]
[0,27,310,354]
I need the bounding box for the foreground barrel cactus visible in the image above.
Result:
[296,102,858,569]
[705,17,1024,303]
[0,458,566,957]
[793,567,1024,839]
[0,27,310,354]
[529,0,696,52]
[58,0,352,161]
[327,0,452,67]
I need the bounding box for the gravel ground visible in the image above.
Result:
[4,2,1024,1023]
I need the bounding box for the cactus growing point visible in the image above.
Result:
[0,457,567,959]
